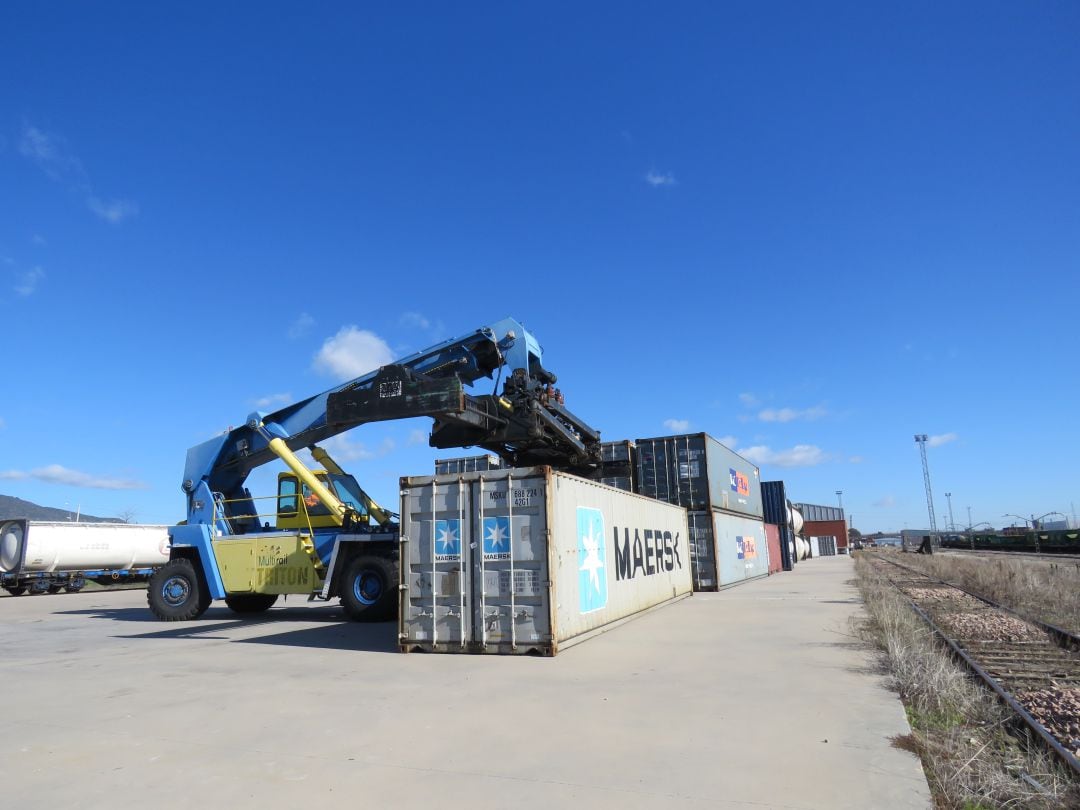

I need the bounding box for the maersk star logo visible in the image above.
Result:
[482,516,512,560]
[434,519,461,561]
[577,507,608,614]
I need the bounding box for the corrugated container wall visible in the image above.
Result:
[600,440,636,493]
[764,523,783,574]
[635,434,762,519]
[761,481,795,571]
[687,510,718,590]
[398,467,692,655]
[713,511,770,587]
[434,455,503,475]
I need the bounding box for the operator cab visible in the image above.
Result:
[275,470,371,530]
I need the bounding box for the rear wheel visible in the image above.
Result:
[4,585,27,596]
[224,594,279,614]
[47,584,64,594]
[340,555,396,622]
[147,558,211,621]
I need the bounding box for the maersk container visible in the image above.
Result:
[398,466,692,655]
[712,511,770,588]
[636,433,762,519]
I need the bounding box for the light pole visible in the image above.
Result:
[914,435,938,536]
[945,492,955,533]
[967,506,972,532]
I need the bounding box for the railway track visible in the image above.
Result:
[867,555,1080,776]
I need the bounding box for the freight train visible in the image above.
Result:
[939,529,1080,555]
[0,519,170,596]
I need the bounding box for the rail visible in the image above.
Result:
[866,555,1080,776]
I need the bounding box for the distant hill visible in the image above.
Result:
[0,495,123,523]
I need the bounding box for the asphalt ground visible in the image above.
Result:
[1,556,930,809]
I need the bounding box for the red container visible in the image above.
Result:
[765,523,783,574]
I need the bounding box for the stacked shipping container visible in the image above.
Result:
[761,481,795,571]
[635,433,768,591]
[599,440,636,493]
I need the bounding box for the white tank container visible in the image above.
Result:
[399,466,693,655]
[790,506,804,535]
[0,520,171,575]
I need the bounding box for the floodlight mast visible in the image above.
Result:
[914,434,938,533]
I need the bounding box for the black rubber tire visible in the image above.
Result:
[224,593,279,614]
[4,585,27,596]
[340,554,397,622]
[64,584,84,594]
[47,584,64,594]
[147,558,212,621]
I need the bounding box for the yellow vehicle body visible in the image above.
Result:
[213,534,324,595]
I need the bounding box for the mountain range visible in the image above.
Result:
[0,495,123,524]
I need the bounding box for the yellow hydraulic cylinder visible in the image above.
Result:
[266,437,346,526]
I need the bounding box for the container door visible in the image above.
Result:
[402,478,472,650]
[470,473,551,653]
[687,510,718,590]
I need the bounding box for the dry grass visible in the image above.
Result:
[853,555,1080,809]
[894,551,1080,635]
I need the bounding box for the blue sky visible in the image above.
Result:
[2,3,1077,532]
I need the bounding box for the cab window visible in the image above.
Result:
[278,477,298,515]
[301,483,332,517]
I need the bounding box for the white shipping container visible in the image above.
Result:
[399,467,693,655]
[713,511,770,587]
[0,520,171,575]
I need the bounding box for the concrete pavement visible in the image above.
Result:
[0,556,930,809]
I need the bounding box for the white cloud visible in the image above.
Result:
[849,456,864,464]
[738,393,759,408]
[664,418,691,432]
[15,266,45,296]
[758,405,827,423]
[400,311,431,330]
[306,432,398,464]
[716,435,739,449]
[873,495,896,508]
[254,393,292,410]
[19,125,82,180]
[288,312,315,339]
[645,170,676,187]
[0,464,147,490]
[87,196,138,224]
[313,326,395,381]
[408,429,428,446]
[19,123,139,224]
[737,444,827,468]
[926,432,957,448]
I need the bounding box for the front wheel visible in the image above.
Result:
[147,558,211,621]
[4,585,27,596]
[224,594,279,615]
[340,555,397,622]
